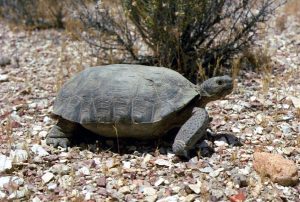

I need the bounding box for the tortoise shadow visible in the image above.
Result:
[70,126,243,159]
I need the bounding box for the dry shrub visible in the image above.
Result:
[0,0,69,29]
[69,0,285,82]
[275,0,300,32]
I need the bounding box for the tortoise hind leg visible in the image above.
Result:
[172,108,209,158]
[46,118,77,148]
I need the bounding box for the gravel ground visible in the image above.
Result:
[0,3,299,202]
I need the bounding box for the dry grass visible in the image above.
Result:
[275,0,300,32]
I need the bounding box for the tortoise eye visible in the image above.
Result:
[217,80,223,85]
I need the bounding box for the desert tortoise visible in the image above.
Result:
[47,64,233,157]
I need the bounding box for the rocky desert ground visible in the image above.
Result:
[0,1,299,201]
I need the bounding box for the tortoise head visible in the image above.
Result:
[197,75,233,107]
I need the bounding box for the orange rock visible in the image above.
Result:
[253,152,299,186]
[229,192,246,202]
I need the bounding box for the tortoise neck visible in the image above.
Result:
[197,84,213,108]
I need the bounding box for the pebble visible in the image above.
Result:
[10,149,28,163]
[185,194,197,202]
[58,175,73,189]
[50,164,70,175]
[0,155,12,172]
[76,166,90,176]
[31,196,41,202]
[154,178,165,187]
[0,176,24,188]
[157,195,179,202]
[42,172,54,184]
[0,74,9,82]
[171,186,181,194]
[8,187,28,199]
[0,56,11,66]
[282,147,294,155]
[84,192,93,200]
[280,124,291,134]
[31,144,49,156]
[122,161,131,169]
[188,183,201,194]
[119,186,130,194]
[154,159,172,167]
[145,194,158,202]
[47,182,57,190]
[211,189,224,199]
[142,186,157,196]
[43,116,51,124]
[0,191,6,199]
[199,166,214,173]
[38,130,48,138]
[232,174,248,187]
[209,168,224,178]
[214,137,229,147]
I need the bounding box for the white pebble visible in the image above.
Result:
[42,172,54,184]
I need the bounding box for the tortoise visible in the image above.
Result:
[47,64,233,157]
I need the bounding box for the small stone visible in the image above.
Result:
[47,182,57,190]
[239,166,250,175]
[145,194,158,202]
[154,178,165,186]
[96,176,106,187]
[199,166,213,173]
[28,103,37,109]
[119,186,131,194]
[10,149,28,163]
[214,137,229,147]
[8,187,28,199]
[58,175,73,189]
[185,194,197,202]
[76,166,90,175]
[38,130,48,138]
[290,96,300,108]
[154,159,172,167]
[254,126,263,134]
[0,176,24,188]
[253,152,298,186]
[0,74,9,82]
[0,56,11,66]
[188,180,202,194]
[0,155,12,172]
[171,186,181,194]
[229,192,246,202]
[142,186,157,196]
[280,124,291,135]
[85,192,93,200]
[122,161,131,169]
[31,196,41,202]
[143,154,153,164]
[0,191,6,199]
[211,189,224,199]
[209,168,224,178]
[43,116,51,124]
[31,144,49,156]
[42,172,54,184]
[232,174,248,187]
[157,195,179,202]
[282,147,294,155]
[50,164,70,175]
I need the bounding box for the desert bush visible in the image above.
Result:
[0,0,68,29]
[69,0,285,82]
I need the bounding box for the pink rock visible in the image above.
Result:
[253,152,298,186]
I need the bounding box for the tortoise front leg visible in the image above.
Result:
[172,108,209,158]
[46,118,77,148]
